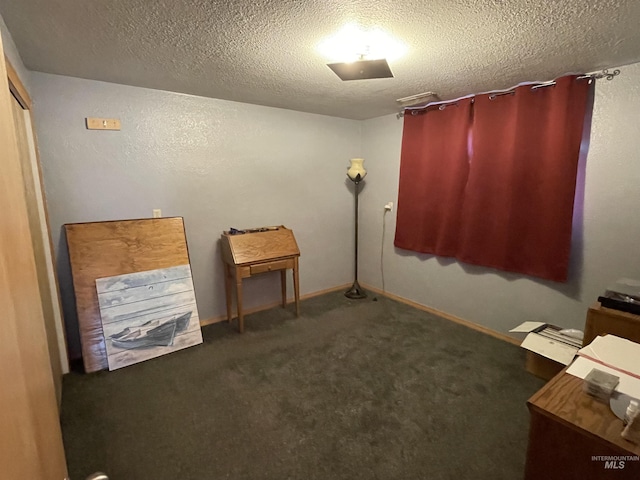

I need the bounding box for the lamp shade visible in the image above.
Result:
[347,158,367,181]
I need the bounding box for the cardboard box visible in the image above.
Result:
[510,322,582,380]
[525,351,564,380]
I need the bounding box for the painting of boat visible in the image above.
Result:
[110,312,192,349]
[96,265,203,370]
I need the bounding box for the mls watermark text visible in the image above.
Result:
[592,455,639,470]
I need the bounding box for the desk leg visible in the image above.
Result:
[235,272,244,333]
[224,264,233,322]
[280,270,287,308]
[293,257,300,316]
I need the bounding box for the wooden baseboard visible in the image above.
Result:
[199,283,352,327]
[361,283,521,347]
[201,282,521,348]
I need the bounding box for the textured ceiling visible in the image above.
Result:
[1,0,639,119]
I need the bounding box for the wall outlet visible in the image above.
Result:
[152,209,162,218]
[384,202,393,212]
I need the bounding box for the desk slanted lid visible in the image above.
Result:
[220,226,300,266]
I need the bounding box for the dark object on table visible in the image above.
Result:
[598,296,640,315]
[598,279,640,315]
[229,226,280,235]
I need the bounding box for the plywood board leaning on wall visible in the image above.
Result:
[65,217,191,372]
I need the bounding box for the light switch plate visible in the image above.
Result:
[86,118,121,130]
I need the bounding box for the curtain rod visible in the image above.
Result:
[396,68,621,119]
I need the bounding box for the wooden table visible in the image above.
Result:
[584,302,640,347]
[525,371,640,479]
[220,227,300,333]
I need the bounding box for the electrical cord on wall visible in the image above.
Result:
[381,207,389,295]
[379,205,398,321]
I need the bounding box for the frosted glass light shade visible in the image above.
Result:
[347,158,367,181]
[318,24,407,63]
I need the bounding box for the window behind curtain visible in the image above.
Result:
[394,75,594,282]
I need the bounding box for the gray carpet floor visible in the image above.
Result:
[61,291,545,479]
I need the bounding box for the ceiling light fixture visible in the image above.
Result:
[327,59,394,81]
[319,24,406,81]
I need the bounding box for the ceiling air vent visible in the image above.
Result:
[396,92,440,108]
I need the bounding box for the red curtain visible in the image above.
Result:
[395,98,473,256]
[394,76,593,282]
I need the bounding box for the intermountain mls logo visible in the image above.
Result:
[592,455,639,470]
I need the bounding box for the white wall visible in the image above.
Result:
[30,72,361,358]
[360,63,640,335]
[27,62,640,358]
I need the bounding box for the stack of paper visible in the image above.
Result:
[567,335,640,399]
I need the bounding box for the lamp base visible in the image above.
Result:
[344,281,367,299]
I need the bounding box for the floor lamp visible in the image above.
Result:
[345,158,367,299]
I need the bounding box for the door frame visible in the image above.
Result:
[5,57,70,388]
[0,36,69,479]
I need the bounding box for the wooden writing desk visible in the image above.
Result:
[525,371,640,479]
[220,226,300,333]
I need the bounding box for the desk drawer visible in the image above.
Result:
[250,259,293,275]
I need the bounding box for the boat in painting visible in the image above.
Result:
[110,311,192,349]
